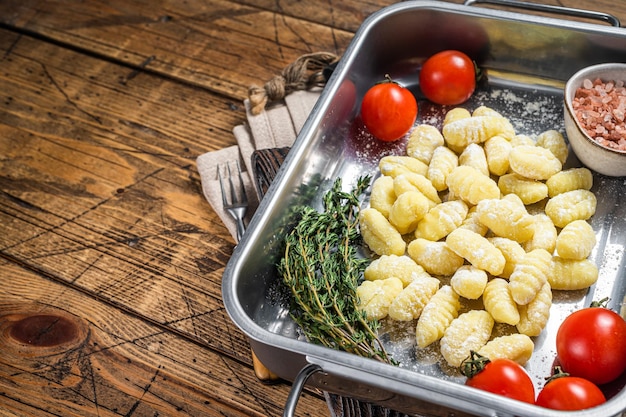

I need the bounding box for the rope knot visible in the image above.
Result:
[248,52,338,115]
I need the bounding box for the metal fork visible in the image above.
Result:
[218,161,248,242]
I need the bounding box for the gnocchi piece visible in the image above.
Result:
[450,265,488,300]
[516,282,552,336]
[389,191,431,234]
[393,173,441,206]
[415,285,461,348]
[440,310,494,367]
[497,173,548,205]
[544,189,597,228]
[549,257,599,290]
[459,143,489,176]
[427,146,458,191]
[388,274,441,321]
[477,334,534,365]
[416,200,469,241]
[446,228,506,276]
[356,277,404,320]
[476,198,535,243]
[446,165,500,205]
[509,249,552,305]
[459,205,489,236]
[407,124,445,164]
[523,213,557,254]
[472,105,504,118]
[546,167,593,197]
[556,220,596,260]
[536,129,568,165]
[483,278,520,325]
[443,107,471,125]
[442,115,516,149]
[364,254,427,287]
[484,135,512,176]
[511,134,536,147]
[379,155,428,178]
[407,238,464,276]
[359,208,406,256]
[508,145,562,180]
[488,237,525,279]
[369,175,396,218]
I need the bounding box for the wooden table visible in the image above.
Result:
[0,1,624,416]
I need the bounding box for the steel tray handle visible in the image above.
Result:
[283,363,323,417]
[463,0,621,27]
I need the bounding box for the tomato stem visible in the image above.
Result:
[544,366,570,385]
[460,350,491,379]
[590,297,609,308]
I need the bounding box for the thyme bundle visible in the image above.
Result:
[278,176,393,364]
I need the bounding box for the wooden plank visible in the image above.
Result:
[0,258,328,417]
[0,28,255,364]
[0,0,357,101]
[2,0,624,103]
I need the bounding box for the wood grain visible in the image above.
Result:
[0,258,325,417]
[2,0,626,416]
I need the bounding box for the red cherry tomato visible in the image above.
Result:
[419,50,476,105]
[462,352,535,404]
[360,77,417,142]
[556,303,626,385]
[536,372,606,410]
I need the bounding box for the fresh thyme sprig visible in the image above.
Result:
[278,176,394,364]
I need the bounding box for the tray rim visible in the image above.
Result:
[222,1,626,416]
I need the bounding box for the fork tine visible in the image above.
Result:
[217,164,229,206]
[236,160,247,204]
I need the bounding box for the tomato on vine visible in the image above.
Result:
[419,50,477,105]
[536,367,606,410]
[556,299,626,385]
[461,351,535,403]
[360,75,417,142]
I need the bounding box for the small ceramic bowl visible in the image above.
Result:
[564,63,626,177]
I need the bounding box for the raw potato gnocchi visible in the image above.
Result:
[497,172,548,205]
[388,191,431,234]
[549,257,599,290]
[516,282,552,336]
[483,278,520,325]
[416,285,461,348]
[369,175,396,218]
[450,265,488,300]
[364,254,427,287]
[416,200,468,241]
[476,198,535,243]
[508,145,562,180]
[427,146,458,191]
[407,238,464,276]
[556,219,596,260]
[446,165,500,205]
[388,274,440,321]
[442,115,515,148]
[407,124,445,164]
[379,155,428,178]
[509,249,553,305]
[546,167,593,197]
[440,310,494,367]
[357,105,601,374]
[545,189,597,228]
[356,277,404,320]
[446,228,506,276]
[359,208,405,256]
[477,333,534,365]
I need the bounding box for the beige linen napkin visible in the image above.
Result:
[196,90,321,240]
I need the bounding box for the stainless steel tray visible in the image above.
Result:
[222,1,626,416]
